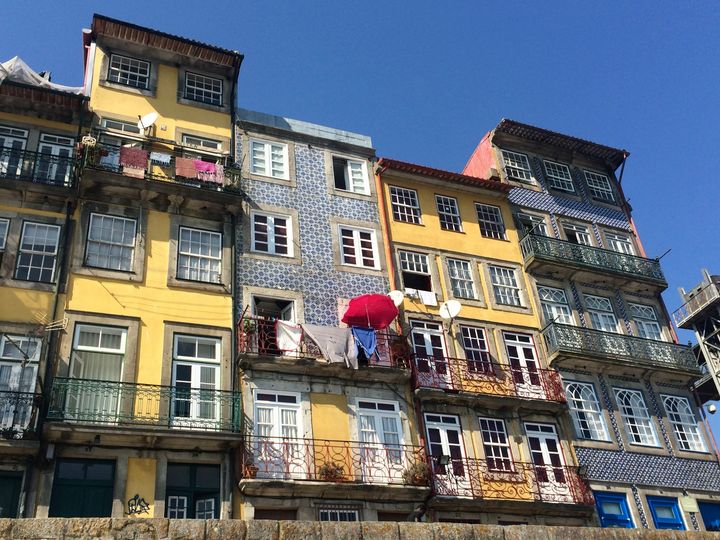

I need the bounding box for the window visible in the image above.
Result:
[250,139,288,180]
[606,232,634,255]
[177,227,222,283]
[503,332,541,387]
[181,134,222,153]
[0,125,27,180]
[357,400,403,465]
[251,212,291,256]
[101,118,142,136]
[614,388,658,446]
[594,492,634,528]
[399,251,432,292]
[459,326,492,373]
[563,223,592,245]
[108,54,150,89]
[36,133,74,185]
[475,203,506,239]
[390,186,421,224]
[538,286,573,325]
[585,295,618,332]
[628,303,663,341]
[646,496,685,530]
[319,508,359,522]
[585,171,615,202]
[661,395,706,452]
[699,501,720,531]
[85,213,137,272]
[446,258,475,299]
[15,222,60,282]
[478,417,514,472]
[172,335,221,428]
[184,72,223,106]
[489,265,522,307]
[339,226,379,269]
[48,459,115,517]
[543,160,574,192]
[333,157,368,194]
[166,463,220,519]
[436,195,462,231]
[0,335,40,431]
[501,150,533,183]
[517,213,547,236]
[0,218,9,250]
[424,414,465,477]
[564,381,608,440]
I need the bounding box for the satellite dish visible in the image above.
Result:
[439,300,462,320]
[387,290,404,307]
[137,112,159,131]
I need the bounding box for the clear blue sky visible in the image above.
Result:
[4,1,720,428]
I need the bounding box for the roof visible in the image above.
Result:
[493,119,629,169]
[91,14,243,69]
[378,158,511,193]
[0,57,84,96]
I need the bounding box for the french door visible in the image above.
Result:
[0,130,26,178]
[424,414,471,496]
[411,321,450,388]
[358,400,404,483]
[171,362,219,429]
[253,391,304,479]
[35,134,74,185]
[525,423,571,502]
[503,332,544,399]
[0,359,37,432]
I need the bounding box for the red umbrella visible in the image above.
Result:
[341,294,399,330]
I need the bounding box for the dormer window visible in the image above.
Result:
[184,72,223,106]
[108,54,150,90]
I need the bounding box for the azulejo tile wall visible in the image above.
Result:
[235,138,388,326]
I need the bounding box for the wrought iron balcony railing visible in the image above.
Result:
[0,390,40,439]
[48,378,242,433]
[410,356,566,403]
[81,141,242,193]
[0,147,77,187]
[242,436,428,487]
[429,456,593,505]
[542,323,697,371]
[520,234,667,287]
[237,315,411,369]
[673,282,720,328]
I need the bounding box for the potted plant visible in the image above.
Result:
[317,461,345,482]
[244,459,259,479]
[402,462,430,486]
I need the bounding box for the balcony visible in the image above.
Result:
[542,323,698,373]
[81,141,242,194]
[410,357,566,404]
[429,456,593,506]
[0,390,40,441]
[673,281,720,329]
[0,147,77,187]
[47,378,241,434]
[520,234,667,290]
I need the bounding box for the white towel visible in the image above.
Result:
[418,290,438,306]
[276,321,302,352]
[149,151,172,165]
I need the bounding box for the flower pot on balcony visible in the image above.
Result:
[402,462,429,486]
[317,462,346,482]
[245,465,259,479]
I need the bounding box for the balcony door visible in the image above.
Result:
[253,390,304,479]
[35,133,73,185]
[503,332,544,399]
[524,423,572,502]
[357,400,404,484]
[411,321,450,389]
[0,125,27,179]
[424,414,471,497]
[171,335,221,430]
[0,335,40,433]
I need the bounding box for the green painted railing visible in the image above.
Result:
[520,234,667,286]
[48,378,242,433]
[542,323,698,372]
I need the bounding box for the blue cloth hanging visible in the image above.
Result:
[351,327,377,357]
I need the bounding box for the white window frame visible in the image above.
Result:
[390,186,421,224]
[446,258,476,299]
[459,326,492,371]
[181,134,222,153]
[184,71,223,106]
[101,118,142,137]
[177,227,222,284]
[543,160,574,192]
[628,303,663,341]
[538,286,574,325]
[173,335,221,363]
[318,508,360,522]
[489,265,522,307]
[661,395,707,452]
[475,203,506,240]
[584,170,615,202]
[435,195,462,232]
[73,324,127,355]
[585,295,618,333]
[85,213,137,272]
[399,250,432,293]
[0,218,9,251]
[249,139,289,180]
[501,150,534,183]
[606,232,635,255]
[333,156,369,194]
[478,417,514,472]
[107,53,150,89]
[167,495,188,519]
[338,225,380,269]
[562,223,593,245]
[253,389,302,439]
[517,212,547,236]
[251,211,292,257]
[564,381,609,441]
[614,388,659,447]
[15,222,60,283]
[0,335,41,394]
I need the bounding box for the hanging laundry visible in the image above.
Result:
[149,151,172,166]
[119,146,148,169]
[122,166,145,179]
[302,324,358,369]
[351,327,377,358]
[175,157,196,178]
[193,160,217,174]
[276,320,302,353]
[211,163,225,185]
[417,290,438,307]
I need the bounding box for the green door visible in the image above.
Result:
[49,459,115,517]
[0,471,22,517]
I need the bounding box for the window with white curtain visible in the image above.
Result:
[0,333,41,430]
[538,286,574,325]
[177,227,222,283]
[585,295,618,332]
[250,139,288,179]
[253,391,300,439]
[85,213,137,272]
[564,381,609,441]
[172,335,221,428]
[661,395,706,452]
[614,388,658,446]
[358,400,403,464]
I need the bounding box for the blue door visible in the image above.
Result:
[699,501,720,531]
[647,496,685,530]
[594,491,634,528]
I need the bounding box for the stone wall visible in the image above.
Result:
[1,519,719,539]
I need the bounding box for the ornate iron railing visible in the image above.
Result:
[237,315,411,369]
[81,141,242,192]
[242,436,428,486]
[0,147,77,187]
[542,323,697,371]
[673,282,720,328]
[520,234,667,286]
[0,390,40,439]
[429,456,593,505]
[410,356,566,403]
[48,378,242,433]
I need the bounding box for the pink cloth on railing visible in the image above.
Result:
[175,157,196,178]
[194,161,224,185]
[122,166,145,179]
[119,147,148,169]
[193,160,216,173]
